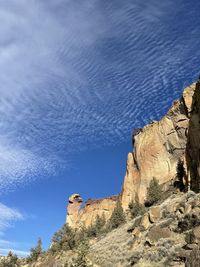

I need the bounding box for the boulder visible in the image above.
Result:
[140,213,150,230]
[149,206,161,223]
[193,226,200,240]
[148,225,171,242]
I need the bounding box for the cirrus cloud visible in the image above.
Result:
[0,0,200,192]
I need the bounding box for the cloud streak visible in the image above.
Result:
[0,0,200,191]
[0,203,23,233]
[0,203,28,257]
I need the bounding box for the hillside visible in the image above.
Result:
[18,191,200,267]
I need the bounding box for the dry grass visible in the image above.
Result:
[134,259,165,267]
[89,223,135,267]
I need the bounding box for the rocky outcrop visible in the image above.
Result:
[121,83,196,209]
[24,192,200,267]
[90,191,200,267]
[66,194,118,228]
[66,194,83,228]
[185,81,200,192]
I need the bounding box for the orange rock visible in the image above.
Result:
[121,83,196,209]
[66,194,118,228]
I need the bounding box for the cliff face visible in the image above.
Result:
[186,81,200,192]
[66,82,199,227]
[66,194,118,228]
[121,83,196,209]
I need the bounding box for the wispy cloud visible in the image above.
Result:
[0,240,29,257]
[0,203,23,233]
[0,203,28,256]
[0,0,200,192]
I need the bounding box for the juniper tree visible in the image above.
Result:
[145,177,162,206]
[129,200,145,218]
[51,224,76,253]
[27,238,43,263]
[109,201,126,229]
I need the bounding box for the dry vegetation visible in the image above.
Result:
[8,180,200,267]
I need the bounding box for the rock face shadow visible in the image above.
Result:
[186,81,200,192]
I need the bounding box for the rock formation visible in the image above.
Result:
[90,191,200,267]
[66,194,83,227]
[121,83,196,209]
[66,194,118,228]
[185,81,200,192]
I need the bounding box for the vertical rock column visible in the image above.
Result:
[66,194,83,228]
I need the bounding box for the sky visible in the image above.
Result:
[0,0,200,256]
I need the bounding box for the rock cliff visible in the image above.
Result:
[67,82,200,227]
[66,193,118,228]
[121,83,196,209]
[185,81,200,192]
[28,191,200,267]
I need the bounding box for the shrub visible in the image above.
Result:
[65,239,92,267]
[0,251,19,267]
[174,159,185,191]
[87,213,106,237]
[27,238,42,263]
[129,199,145,219]
[50,224,76,253]
[145,177,162,206]
[128,251,142,265]
[185,231,195,244]
[108,201,126,229]
[177,214,200,233]
[186,246,200,267]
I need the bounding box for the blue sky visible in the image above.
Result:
[0,0,200,256]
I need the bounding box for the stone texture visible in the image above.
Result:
[66,194,83,227]
[149,206,161,223]
[132,227,141,238]
[193,226,200,240]
[148,225,172,242]
[140,213,150,230]
[78,196,118,227]
[185,81,200,192]
[121,83,196,209]
[66,194,118,228]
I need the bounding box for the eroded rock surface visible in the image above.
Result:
[66,194,83,228]
[121,83,196,209]
[185,81,200,192]
[67,194,118,228]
